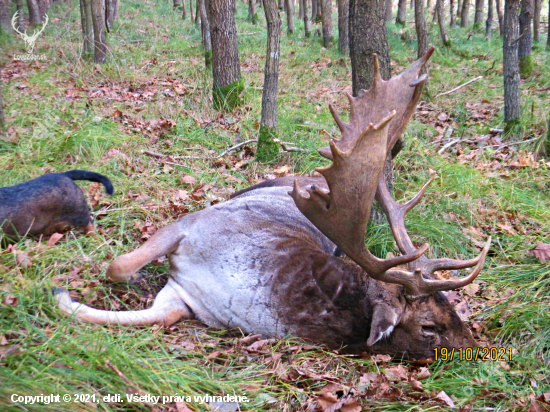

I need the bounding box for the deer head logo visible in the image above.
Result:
[11,11,49,54]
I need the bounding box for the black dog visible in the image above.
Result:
[0,170,114,241]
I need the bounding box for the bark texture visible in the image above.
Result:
[338,0,349,53]
[106,0,119,24]
[27,0,41,25]
[80,0,94,55]
[415,0,429,77]
[518,0,533,75]
[91,0,107,63]
[436,0,451,45]
[257,0,282,162]
[396,0,407,24]
[386,0,393,20]
[321,0,334,47]
[349,0,391,94]
[486,0,493,37]
[199,0,212,67]
[503,0,521,125]
[474,0,484,25]
[450,0,456,26]
[285,0,295,33]
[302,0,311,36]
[0,0,10,34]
[496,0,503,35]
[460,0,469,26]
[0,63,5,139]
[248,0,258,23]
[208,0,243,110]
[533,0,541,41]
[15,0,25,31]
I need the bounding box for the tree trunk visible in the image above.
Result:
[321,0,333,47]
[457,0,462,20]
[0,0,10,34]
[338,0,349,52]
[199,0,212,67]
[15,0,25,31]
[450,0,456,26]
[474,0,484,26]
[90,0,107,63]
[27,0,41,25]
[386,0,393,20]
[80,0,94,55]
[302,0,311,36]
[174,0,182,9]
[547,0,550,48]
[396,0,406,24]
[518,0,533,75]
[208,0,243,110]
[496,0,503,35]
[257,0,282,162]
[285,0,295,33]
[189,0,194,20]
[427,0,431,10]
[0,63,5,140]
[349,0,391,94]
[312,0,319,21]
[298,0,304,17]
[248,0,258,22]
[106,0,119,23]
[415,0,429,78]
[436,0,451,45]
[533,0,541,41]
[486,0,493,37]
[460,0,469,26]
[503,0,521,125]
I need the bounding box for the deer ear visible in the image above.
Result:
[367,305,399,346]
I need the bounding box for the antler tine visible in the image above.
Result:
[372,53,383,88]
[376,171,492,297]
[291,111,430,278]
[329,103,347,134]
[11,11,23,36]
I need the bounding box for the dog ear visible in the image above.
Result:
[367,304,398,346]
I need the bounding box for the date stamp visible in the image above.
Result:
[434,347,513,362]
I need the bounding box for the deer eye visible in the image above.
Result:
[421,325,438,335]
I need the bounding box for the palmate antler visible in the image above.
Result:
[292,48,490,300]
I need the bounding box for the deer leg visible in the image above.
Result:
[54,279,192,326]
[106,219,187,282]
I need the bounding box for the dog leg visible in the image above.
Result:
[106,219,186,282]
[54,279,192,326]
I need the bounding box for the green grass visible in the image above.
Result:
[1,0,549,411]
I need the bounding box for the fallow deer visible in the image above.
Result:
[55,49,490,358]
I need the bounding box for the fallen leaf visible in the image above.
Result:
[410,379,423,391]
[46,233,64,247]
[527,242,550,263]
[436,391,455,408]
[15,251,31,268]
[180,175,196,185]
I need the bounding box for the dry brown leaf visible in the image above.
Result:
[416,367,431,380]
[527,242,550,263]
[15,251,31,268]
[410,378,424,391]
[246,339,267,353]
[180,175,196,185]
[46,233,64,247]
[3,295,19,306]
[174,190,189,201]
[436,390,455,408]
[384,364,409,382]
[497,222,517,235]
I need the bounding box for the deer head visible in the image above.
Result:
[11,11,49,54]
[291,48,490,356]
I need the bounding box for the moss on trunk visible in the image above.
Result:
[256,126,279,162]
[519,55,533,76]
[204,50,212,69]
[213,78,244,111]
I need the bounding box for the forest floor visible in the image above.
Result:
[1,1,550,411]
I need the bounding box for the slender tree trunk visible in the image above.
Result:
[312,0,319,21]
[457,0,462,20]
[208,0,243,110]
[0,63,5,140]
[349,0,391,93]
[90,0,107,63]
[338,0,349,52]
[460,0,469,26]
[533,0,541,41]
[248,0,258,22]
[396,0,406,24]
[27,0,41,24]
[321,0,333,46]
[486,0,493,37]
[299,0,304,17]
[80,0,94,55]
[199,0,212,67]
[15,0,25,31]
[0,0,10,34]
[285,0,295,33]
[415,0,429,78]
[436,0,451,45]
[474,0,484,26]
[257,0,282,162]
[386,0,393,20]
[518,0,533,75]
[189,0,194,20]
[450,0,456,26]
[503,0,521,125]
[302,0,311,36]
[106,0,119,23]
[174,0,182,9]
[427,0,431,10]
[496,0,503,35]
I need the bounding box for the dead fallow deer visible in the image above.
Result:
[55,49,491,359]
